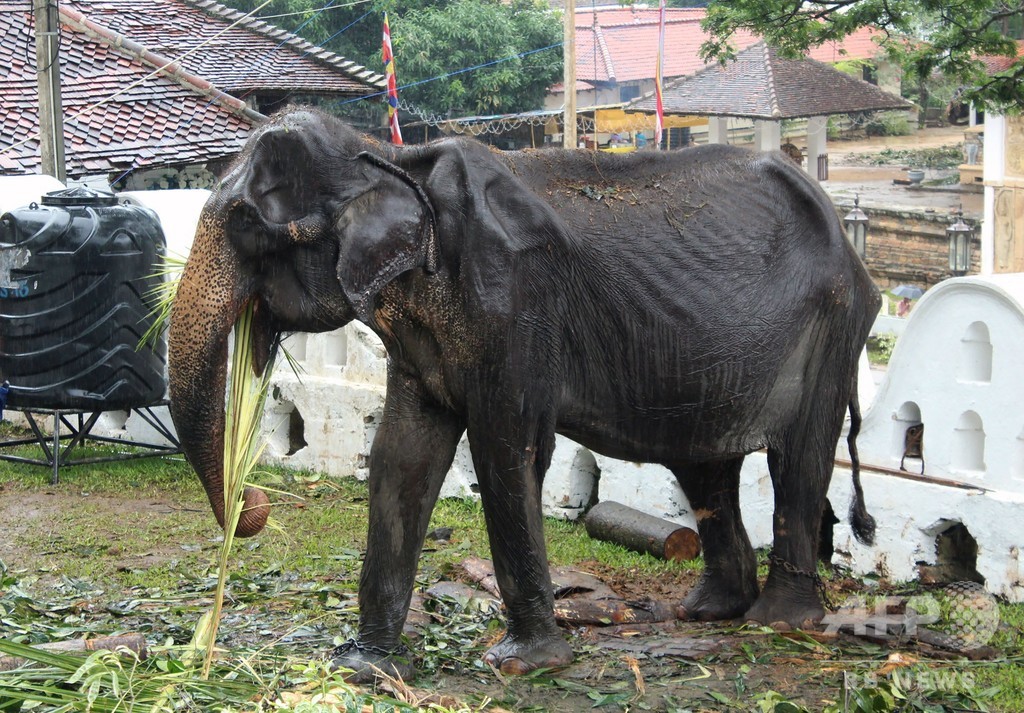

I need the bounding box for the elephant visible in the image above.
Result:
[168,107,880,681]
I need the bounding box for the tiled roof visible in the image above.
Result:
[979,40,1024,74]
[65,0,385,95]
[573,7,887,85]
[0,1,260,177]
[629,42,912,119]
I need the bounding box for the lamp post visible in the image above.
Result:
[947,208,973,277]
[844,195,868,260]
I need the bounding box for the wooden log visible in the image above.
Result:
[0,633,147,672]
[553,598,677,625]
[584,501,701,561]
[459,556,503,599]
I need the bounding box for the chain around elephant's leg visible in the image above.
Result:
[745,430,838,628]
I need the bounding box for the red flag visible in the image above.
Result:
[654,0,666,148]
[382,13,403,145]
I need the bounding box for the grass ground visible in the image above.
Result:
[1,443,1022,711]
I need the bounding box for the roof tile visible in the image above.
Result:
[573,7,887,85]
[1,0,383,178]
[630,42,911,119]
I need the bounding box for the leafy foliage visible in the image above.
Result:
[217,0,561,120]
[391,0,561,118]
[701,0,1024,112]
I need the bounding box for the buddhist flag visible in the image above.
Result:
[382,12,403,145]
[654,0,666,148]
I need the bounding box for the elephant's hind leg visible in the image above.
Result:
[745,395,847,627]
[672,457,759,621]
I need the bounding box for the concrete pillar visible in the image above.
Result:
[805,115,828,182]
[754,120,780,152]
[708,116,729,144]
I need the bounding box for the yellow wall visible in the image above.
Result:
[993,116,1024,273]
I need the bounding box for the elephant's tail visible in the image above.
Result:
[847,377,876,546]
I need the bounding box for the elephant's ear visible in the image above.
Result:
[336,156,435,321]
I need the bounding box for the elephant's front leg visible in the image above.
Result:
[332,374,464,682]
[467,396,573,675]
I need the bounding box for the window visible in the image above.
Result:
[957,322,992,383]
[892,402,923,471]
[619,84,641,103]
[952,411,985,473]
[324,330,348,367]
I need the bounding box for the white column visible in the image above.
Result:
[981,114,1006,275]
[754,120,780,152]
[805,115,828,182]
[708,116,729,144]
[969,103,978,128]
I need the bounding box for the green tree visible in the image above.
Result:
[217,0,560,120]
[392,0,561,118]
[700,0,1024,111]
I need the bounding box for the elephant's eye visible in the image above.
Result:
[228,204,280,257]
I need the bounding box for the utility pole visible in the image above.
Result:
[562,0,576,149]
[34,0,66,182]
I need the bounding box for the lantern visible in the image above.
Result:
[947,209,973,276]
[844,195,868,260]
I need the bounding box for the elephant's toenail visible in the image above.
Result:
[500,657,532,675]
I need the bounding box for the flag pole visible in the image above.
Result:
[562,0,576,148]
[654,0,666,150]
[382,12,403,145]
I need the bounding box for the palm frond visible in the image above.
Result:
[138,253,187,351]
[203,300,273,677]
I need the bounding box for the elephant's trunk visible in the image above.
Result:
[169,202,270,538]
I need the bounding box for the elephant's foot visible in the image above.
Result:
[677,571,759,621]
[482,632,573,675]
[743,567,826,629]
[330,640,415,683]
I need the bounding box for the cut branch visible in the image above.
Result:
[0,634,148,672]
[584,501,701,561]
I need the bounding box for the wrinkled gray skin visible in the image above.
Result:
[168,107,880,682]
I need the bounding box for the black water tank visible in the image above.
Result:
[0,187,167,410]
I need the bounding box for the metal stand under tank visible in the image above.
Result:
[0,187,180,481]
[1,404,180,484]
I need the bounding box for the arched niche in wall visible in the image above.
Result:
[957,321,993,384]
[952,410,986,473]
[282,332,308,362]
[323,329,348,367]
[892,401,923,470]
[266,398,307,457]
